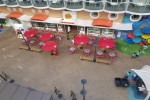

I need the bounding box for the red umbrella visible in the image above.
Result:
[126,32,135,39]
[74,35,90,45]
[39,32,54,41]
[24,29,37,38]
[98,38,115,48]
[42,41,58,52]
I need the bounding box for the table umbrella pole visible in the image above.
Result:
[19,31,31,51]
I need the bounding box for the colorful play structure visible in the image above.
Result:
[125,18,150,45]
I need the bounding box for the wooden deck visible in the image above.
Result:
[19,44,42,53]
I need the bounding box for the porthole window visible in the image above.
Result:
[7,7,11,11]
[108,13,118,20]
[38,9,42,13]
[13,8,16,11]
[130,15,142,22]
[19,8,23,12]
[31,9,35,13]
[90,12,100,19]
[45,10,49,14]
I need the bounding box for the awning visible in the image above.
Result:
[92,19,113,27]
[131,65,150,100]
[18,15,32,21]
[44,17,62,24]
[6,12,23,18]
[0,13,8,19]
[112,22,132,30]
[75,19,92,27]
[31,13,48,21]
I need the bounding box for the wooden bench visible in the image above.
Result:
[96,58,111,64]
[80,56,93,62]
[19,45,42,53]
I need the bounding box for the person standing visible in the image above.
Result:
[131,53,136,59]
[143,45,148,51]
[135,51,141,58]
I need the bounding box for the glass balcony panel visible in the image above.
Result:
[84,1,103,10]
[104,2,126,11]
[33,0,48,7]
[17,0,32,6]
[106,0,126,2]
[127,3,150,13]
[129,0,149,4]
[49,0,64,8]
[0,0,5,4]
[4,0,18,5]
[66,0,83,9]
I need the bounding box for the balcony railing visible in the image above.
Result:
[4,0,18,6]
[84,1,104,11]
[17,0,32,6]
[127,3,150,13]
[49,0,64,8]
[66,0,83,10]
[104,2,126,12]
[33,0,48,7]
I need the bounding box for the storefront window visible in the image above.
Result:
[31,21,44,27]
[101,29,114,37]
[87,27,101,36]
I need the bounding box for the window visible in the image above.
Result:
[45,23,56,28]
[90,12,100,19]
[31,22,44,27]
[130,15,142,22]
[101,29,114,37]
[108,13,118,20]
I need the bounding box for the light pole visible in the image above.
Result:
[18,28,31,51]
[80,79,87,100]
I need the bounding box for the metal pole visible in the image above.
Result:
[19,31,31,51]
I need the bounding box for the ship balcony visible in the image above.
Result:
[32,0,48,7]
[17,0,33,7]
[66,0,83,10]
[0,0,5,5]
[127,3,150,14]
[4,0,18,6]
[49,0,65,9]
[84,1,104,11]
[104,2,126,12]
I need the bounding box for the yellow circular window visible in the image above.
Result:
[65,13,72,19]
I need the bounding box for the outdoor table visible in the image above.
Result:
[88,40,93,45]
[39,32,54,41]
[84,49,90,54]
[96,51,103,56]
[42,41,58,52]
[109,52,116,57]
[70,47,76,51]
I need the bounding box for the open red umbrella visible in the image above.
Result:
[42,41,58,52]
[24,29,37,38]
[98,38,115,48]
[74,35,90,45]
[39,32,54,41]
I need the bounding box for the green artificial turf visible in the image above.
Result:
[116,38,150,56]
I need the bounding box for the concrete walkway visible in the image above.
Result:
[0,27,150,100]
